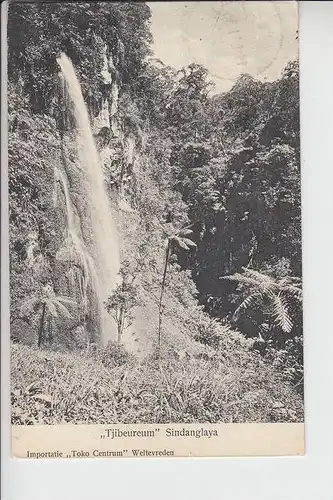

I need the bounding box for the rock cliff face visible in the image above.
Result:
[92,44,138,212]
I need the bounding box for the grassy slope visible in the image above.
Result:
[11,342,303,425]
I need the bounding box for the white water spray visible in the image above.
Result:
[57,53,120,344]
[55,167,98,320]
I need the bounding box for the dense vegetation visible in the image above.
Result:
[8,2,303,424]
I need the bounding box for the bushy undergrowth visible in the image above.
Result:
[11,343,303,425]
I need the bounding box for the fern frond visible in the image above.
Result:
[172,236,189,250]
[46,300,58,318]
[284,276,302,285]
[220,273,258,286]
[19,297,40,317]
[242,269,281,295]
[242,267,273,281]
[278,277,290,286]
[242,268,279,291]
[54,300,72,319]
[285,285,303,301]
[56,296,76,305]
[179,228,193,236]
[271,293,293,333]
[262,282,280,296]
[232,293,262,321]
[181,237,197,248]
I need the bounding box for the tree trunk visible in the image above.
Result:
[48,316,54,343]
[229,235,234,273]
[157,240,170,356]
[117,308,124,343]
[38,302,46,348]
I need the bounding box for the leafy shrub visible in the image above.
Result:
[105,261,142,343]
[194,315,230,349]
[263,336,304,396]
[99,341,135,369]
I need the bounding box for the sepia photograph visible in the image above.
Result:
[7,0,303,455]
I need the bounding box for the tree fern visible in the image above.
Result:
[285,285,303,301]
[271,293,293,333]
[19,285,75,347]
[158,223,196,356]
[232,292,262,322]
[221,267,302,337]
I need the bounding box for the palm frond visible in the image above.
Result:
[271,293,293,333]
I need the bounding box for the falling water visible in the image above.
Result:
[54,167,99,321]
[57,53,120,344]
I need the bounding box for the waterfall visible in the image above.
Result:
[54,167,98,322]
[56,53,120,344]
